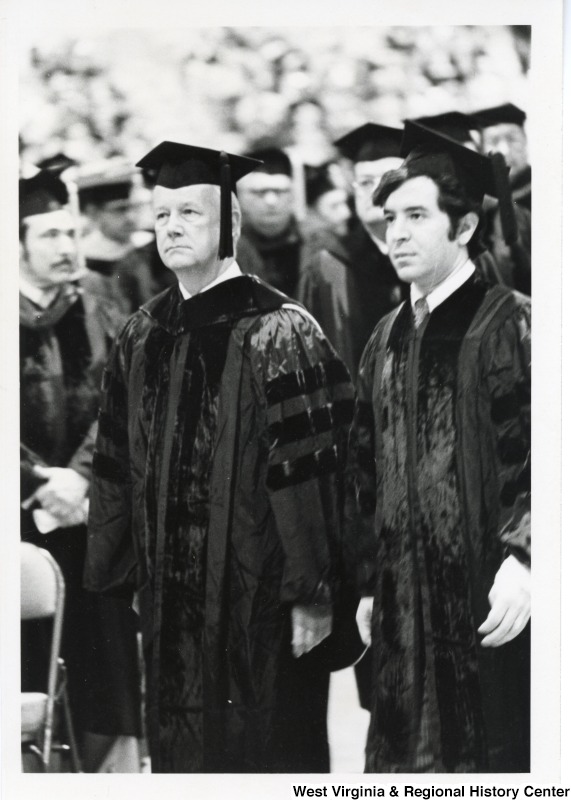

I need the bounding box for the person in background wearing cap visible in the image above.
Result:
[298,123,408,385]
[471,103,531,294]
[236,146,316,298]
[84,141,357,773]
[473,103,531,212]
[298,124,410,717]
[19,170,143,772]
[76,161,170,314]
[349,121,531,772]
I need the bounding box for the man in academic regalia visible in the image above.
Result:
[468,103,531,294]
[472,103,531,212]
[236,147,317,298]
[19,170,142,771]
[84,142,356,773]
[298,123,408,383]
[350,122,531,773]
[298,124,410,716]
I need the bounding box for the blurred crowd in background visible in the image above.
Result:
[19,26,530,166]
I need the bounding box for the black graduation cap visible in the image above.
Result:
[471,102,527,129]
[243,147,293,177]
[36,152,78,177]
[19,170,69,220]
[398,120,518,245]
[334,123,403,164]
[304,164,338,206]
[137,141,262,258]
[410,111,475,145]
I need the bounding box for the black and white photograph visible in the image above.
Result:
[0,0,566,797]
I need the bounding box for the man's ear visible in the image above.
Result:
[231,203,242,246]
[456,211,479,246]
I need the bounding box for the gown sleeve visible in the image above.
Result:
[84,318,139,594]
[345,325,384,596]
[481,295,531,566]
[249,307,355,607]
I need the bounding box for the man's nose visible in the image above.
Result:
[58,232,75,255]
[390,216,410,241]
[263,190,280,206]
[166,212,183,234]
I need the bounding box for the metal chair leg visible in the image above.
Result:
[56,660,83,772]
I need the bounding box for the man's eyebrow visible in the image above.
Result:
[384,204,429,214]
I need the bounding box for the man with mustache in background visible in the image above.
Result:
[20,170,142,772]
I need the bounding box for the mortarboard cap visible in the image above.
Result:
[395,121,518,244]
[137,141,262,258]
[471,103,527,129]
[334,123,403,164]
[138,141,261,191]
[19,170,69,220]
[410,111,475,145]
[37,152,78,178]
[243,147,293,177]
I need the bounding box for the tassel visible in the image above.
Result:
[218,151,233,259]
[490,152,518,247]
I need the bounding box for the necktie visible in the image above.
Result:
[413,297,430,329]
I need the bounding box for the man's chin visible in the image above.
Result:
[253,220,290,238]
[162,254,194,271]
[52,267,85,284]
[392,263,418,284]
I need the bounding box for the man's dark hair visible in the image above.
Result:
[373,163,486,259]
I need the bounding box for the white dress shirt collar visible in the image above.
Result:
[19,276,61,309]
[178,261,243,300]
[410,259,476,314]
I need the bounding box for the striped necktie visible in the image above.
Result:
[413,296,430,329]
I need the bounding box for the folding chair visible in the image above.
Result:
[20,542,82,772]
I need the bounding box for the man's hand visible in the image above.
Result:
[23,466,89,528]
[478,555,531,648]
[291,604,332,658]
[356,597,374,646]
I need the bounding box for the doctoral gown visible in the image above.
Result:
[84,275,355,773]
[349,275,531,772]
